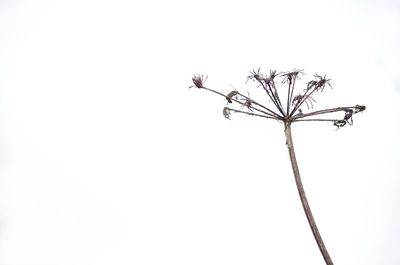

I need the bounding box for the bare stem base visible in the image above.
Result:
[284,121,334,265]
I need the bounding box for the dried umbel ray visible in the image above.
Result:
[190,69,365,265]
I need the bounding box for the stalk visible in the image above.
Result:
[284,121,334,265]
[192,71,365,264]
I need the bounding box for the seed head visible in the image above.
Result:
[191,74,208,89]
[226,90,239,103]
[223,107,231,119]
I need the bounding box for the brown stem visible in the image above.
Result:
[284,121,334,265]
[225,107,282,120]
[202,87,281,118]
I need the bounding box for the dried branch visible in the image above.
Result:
[282,69,304,114]
[223,107,281,120]
[191,68,365,265]
[294,105,366,120]
[289,74,332,116]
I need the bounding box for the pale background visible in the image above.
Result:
[1,0,399,264]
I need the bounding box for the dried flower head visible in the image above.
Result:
[226,90,239,103]
[333,120,347,128]
[190,74,208,89]
[190,68,364,129]
[281,69,304,85]
[246,68,263,83]
[355,105,366,113]
[241,98,254,111]
[292,94,315,109]
[268,69,279,80]
[307,74,332,92]
[223,107,231,119]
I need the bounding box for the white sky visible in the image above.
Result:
[0,0,399,264]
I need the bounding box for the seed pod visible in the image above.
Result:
[223,107,231,119]
[333,120,346,128]
[226,90,238,103]
[355,105,366,113]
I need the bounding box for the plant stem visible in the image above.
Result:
[284,121,334,265]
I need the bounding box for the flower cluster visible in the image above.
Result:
[191,68,365,128]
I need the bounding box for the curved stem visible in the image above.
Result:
[284,121,334,265]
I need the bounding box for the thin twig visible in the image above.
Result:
[292,118,342,123]
[259,80,285,116]
[294,106,360,120]
[226,107,282,120]
[237,92,282,118]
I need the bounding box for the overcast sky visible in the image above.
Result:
[1,0,399,264]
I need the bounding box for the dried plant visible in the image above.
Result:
[190,69,366,265]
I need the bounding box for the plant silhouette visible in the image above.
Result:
[190,69,366,265]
